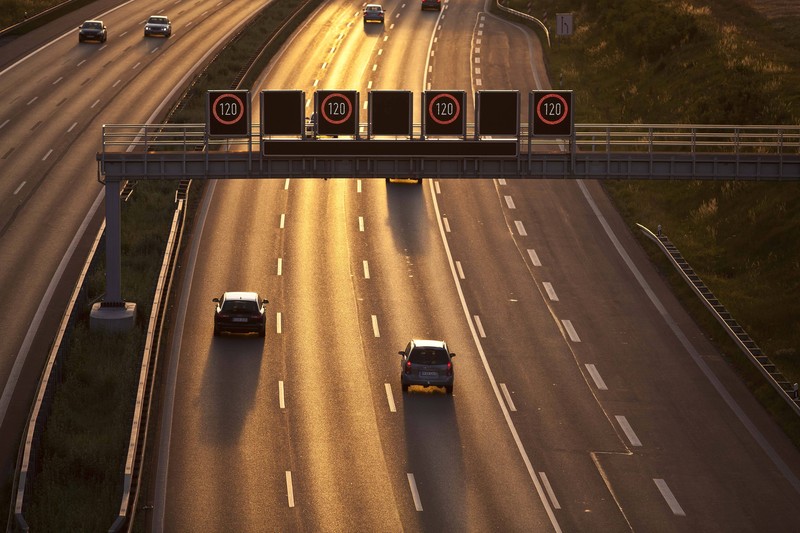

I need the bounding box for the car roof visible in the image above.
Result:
[222,291,260,301]
[411,339,447,349]
[83,20,103,24]
[365,4,382,8]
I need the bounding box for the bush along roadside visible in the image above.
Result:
[19,0,319,527]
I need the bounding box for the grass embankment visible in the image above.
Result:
[505,0,800,441]
[0,0,99,33]
[24,0,318,527]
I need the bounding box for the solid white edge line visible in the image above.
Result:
[385,383,396,412]
[539,472,561,509]
[427,180,562,531]
[279,380,285,409]
[653,478,684,516]
[286,471,295,507]
[577,180,800,495]
[615,415,642,447]
[499,383,516,412]
[407,473,423,511]
[372,314,380,337]
[585,363,608,391]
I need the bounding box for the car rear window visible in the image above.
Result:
[409,348,448,365]
[222,300,259,314]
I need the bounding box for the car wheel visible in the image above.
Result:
[445,385,453,395]
[259,326,266,338]
[402,383,409,392]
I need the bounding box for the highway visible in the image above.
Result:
[150,0,800,531]
[0,0,278,508]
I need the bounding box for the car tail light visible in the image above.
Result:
[446,361,453,376]
[405,361,412,374]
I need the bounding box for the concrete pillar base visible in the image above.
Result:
[90,302,137,333]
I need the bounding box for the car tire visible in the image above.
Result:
[402,383,409,392]
[259,326,266,338]
[445,385,453,395]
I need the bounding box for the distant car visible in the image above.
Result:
[78,20,107,43]
[400,339,456,394]
[212,291,268,337]
[421,0,441,10]
[144,15,172,37]
[386,178,423,185]
[363,4,385,24]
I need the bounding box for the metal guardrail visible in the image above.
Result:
[98,123,800,154]
[493,0,550,47]
[108,199,186,532]
[638,224,800,416]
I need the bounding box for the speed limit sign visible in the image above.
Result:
[531,91,573,136]
[315,90,359,136]
[207,90,251,137]
[423,90,466,137]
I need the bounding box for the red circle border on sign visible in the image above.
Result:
[320,93,353,125]
[212,93,245,126]
[536,93,569,126]
[428,93,461,126]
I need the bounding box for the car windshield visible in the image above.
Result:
[410,348,448,365]
[221,300,260,314]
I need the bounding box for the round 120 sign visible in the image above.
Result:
[532,91,573,137]
[207,90,250,137]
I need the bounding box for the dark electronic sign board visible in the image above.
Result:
[261,90,305,136]
[423,91,466,137]
[369,91,413,137]
[207,90,250,137]
[477,90,519,137]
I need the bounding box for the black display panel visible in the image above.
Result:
[261,90,305,136]
[207,90,250,137]
[316,90,359,136]
[531,91,573,137]
[477,90,519,136]
[369,91,412,136]
[423,91,466,137]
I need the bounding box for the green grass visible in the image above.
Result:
[501,0,800,442]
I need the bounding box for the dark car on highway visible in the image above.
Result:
[421,0,442,10]
[144,15,172,37]
[400,339,456,394]
[363,4,385,25]
[78,20,107,43]
[212,291,268,337]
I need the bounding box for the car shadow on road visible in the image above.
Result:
[199,335,265,446]
[385,180,429,256]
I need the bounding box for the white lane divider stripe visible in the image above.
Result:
[407,473,423,511]
[13,182,26,195]
[280,213,285,228]
[542,282,559,301]
[615,415,642,447]
[654,478,685,516]
[434,181,441,194]
[527,248,542,266]
[277,258,282,276]
[539,472,561,509]
[276,312,282,334]
[505,195,515,209]
[385,383,396,412]
[455,261,465,279]
[585,364,608,390]
[473,315,486,338]
[372,315,380,337]
[357,179,362,193]
[363,260,370,279]
[279,380,285,409]
[286,471,295,507]
[514,220,527,236]
[284,178,290,190]
[562,319,581,342]
[359,216,365,232]
[443,217,450,232]
[500,383,516,412]
[497,178,506,185]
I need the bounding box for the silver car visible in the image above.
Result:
[144,15,172,37]
[399,339,456,394]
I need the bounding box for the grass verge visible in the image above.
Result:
[502,0,800,444]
